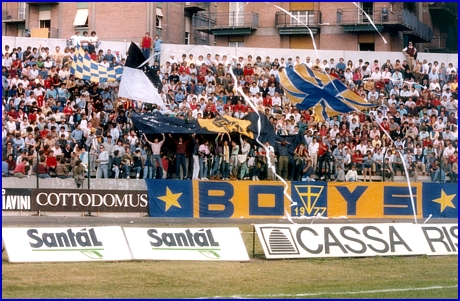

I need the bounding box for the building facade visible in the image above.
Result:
[2,2,457,53]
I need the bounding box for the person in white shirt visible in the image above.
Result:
[367,88,379,102]
[305,57,313,68]
[346,164,359,181]
[308,137,319,172]
[69,31,81,47]
[429,79,440,91]
[271,93,282,106]
[320,60,329,72]
[99,58,110,68]
[167,54,178,65]
[371,67,382,81]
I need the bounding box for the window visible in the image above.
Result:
[18,2,26,19]
[40,20,50,29]
[358,2,374,23]
[229,2,245,26]
[229,41,244,48]
[156,8,163,28]
[185,32,190,45]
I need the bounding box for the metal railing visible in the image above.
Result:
[193,11,259,30]
[336,8,432,41]
[336,7,403,25]
[275,10,321,28]
[2,9,26,22]
[415,21,432,42]
[192,12,217,31]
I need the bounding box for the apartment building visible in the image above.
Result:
[2,2,457,53]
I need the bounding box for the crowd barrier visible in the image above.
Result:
[4,181,457,219]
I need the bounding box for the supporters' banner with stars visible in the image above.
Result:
[422,183,458,218]
[278,64,374,120]
[70,45,122,82]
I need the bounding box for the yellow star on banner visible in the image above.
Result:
[157,187,182,211]
[432,190,456,212]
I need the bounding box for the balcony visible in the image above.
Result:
[428,2,457,18]
[2,9,26,23]
[336,8,432,42]
[428,36,457,53]
[275,11,321,35]
[184,2,209,13]
[192,12,258,36]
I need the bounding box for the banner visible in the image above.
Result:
[123,227,249,261]
[30,189,148,212]
[290,182,328,217]
[255,223,458,259]
[2,188,32,211]
[2,226,132,262]
[327,182,423,218]
[421,183,458,218]
[146,179,291,218]
[418,224,458,255]
[197,115,254,138]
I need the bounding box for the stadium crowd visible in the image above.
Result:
[2,39,458,185]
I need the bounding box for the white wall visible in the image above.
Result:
[2,36,457,67]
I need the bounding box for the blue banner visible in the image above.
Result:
[290,181,328,217]
[146,179,194,218]
[422,183,458,218]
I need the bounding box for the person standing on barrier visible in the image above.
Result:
[221,139,230,180]
[170,134,192,180]
[210,133,223,180]
[402,41,417,73]
[140,32,152,60]
[230,139,239,180]
[277,140,290,180]
[153,35,162,64]
[191,135,201,180]
[73,159,85,188]
[239,135,250,180]
[144,133,165,179]
[317,140,329,181]
[199,139,210,180]
[96,144,109,178]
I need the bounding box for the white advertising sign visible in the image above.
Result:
[255,223,428,259]
[2,226,132,262]
[123,227,249,261]
[418,224,458,256]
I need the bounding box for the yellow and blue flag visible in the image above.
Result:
[70,45,122,83]
[279,64,374,120]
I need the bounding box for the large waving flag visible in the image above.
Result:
[118,42,164,108]
[278,64,374,120]
[70,45,122,82]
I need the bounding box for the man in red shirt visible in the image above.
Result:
[140,32,152,60]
